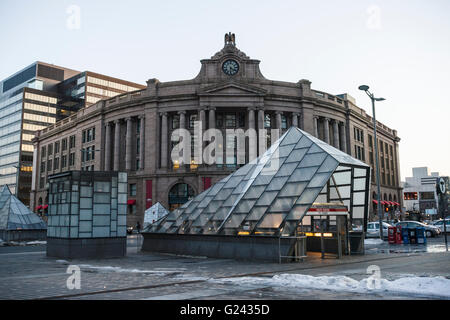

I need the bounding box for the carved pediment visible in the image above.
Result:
[199,82,267,96]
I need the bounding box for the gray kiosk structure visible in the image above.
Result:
[142,127,370,262]
[46,171,128,259]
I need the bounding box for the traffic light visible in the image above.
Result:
[385,207,389,212]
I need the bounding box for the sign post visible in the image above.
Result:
[437,177,448,252]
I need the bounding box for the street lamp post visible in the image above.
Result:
[359,85,385,240]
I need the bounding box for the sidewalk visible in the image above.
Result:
[0,235,449,300]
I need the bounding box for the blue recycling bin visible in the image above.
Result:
[416,227,426,244]
[408,228,417,244]
[401,227,409,244]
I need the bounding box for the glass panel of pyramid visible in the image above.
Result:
[146,126,370,236]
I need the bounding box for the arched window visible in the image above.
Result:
[168,183,195,211]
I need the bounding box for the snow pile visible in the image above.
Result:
[212,273,450,298]
[365,239,384,245]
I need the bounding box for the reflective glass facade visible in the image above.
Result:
[148,127,370,236]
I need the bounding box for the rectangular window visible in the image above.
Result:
[189,114,198,128]
[129,184,137,196]
[238,113,245,128]
[225,114,236,128]
[40,161,45,172]
[47,159,52,172]
[69,135,76,149]
[62,155,67,168]
[54,141,60,154]
[62,138,67,151]
[69,153,75,166]
[281,115,287,129]
[54,157,59,170]
[172,115,180,129]
[48,144,53,156]
[216,114,223,128]
[264,114,271,128]
[404,192,418,200]
[420,192,435,200]
[136,137,140,155]
[41,146,46,158]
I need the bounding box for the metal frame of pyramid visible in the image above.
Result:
[146,126,370,237]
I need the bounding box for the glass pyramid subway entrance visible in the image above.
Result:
[147,126,370,236]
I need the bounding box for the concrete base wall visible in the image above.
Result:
[142,233,302,263]
[0,230,47,242]
[47,237,127,259]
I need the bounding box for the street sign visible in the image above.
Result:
[438,177,446,194]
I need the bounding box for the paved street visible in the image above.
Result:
[0,235,449,300]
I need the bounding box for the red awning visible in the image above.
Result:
[35,205,42,210]
[380,201,387,205]
[127,199,136,205]
[394,202,400,206]
[372,200,378,204]
[42,204,48,209]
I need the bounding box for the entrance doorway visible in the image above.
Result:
[168,183,195,211]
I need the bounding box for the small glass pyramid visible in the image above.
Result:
[0,185,47,230]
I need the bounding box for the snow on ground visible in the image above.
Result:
[211,273,450,299]
[25,241,47,245]
[77,264,187,275]
[364,238,385,245]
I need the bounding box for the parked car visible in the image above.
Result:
[431,219,450,233]
[366,222,392,238]
[395,221,441,237]
[127,226,134,234]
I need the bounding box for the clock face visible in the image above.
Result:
[222,59,239,76]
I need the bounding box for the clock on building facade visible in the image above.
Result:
[222,59,239,76]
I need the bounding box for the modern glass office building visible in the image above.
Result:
[0,62,80,205]
[0,62,145,207]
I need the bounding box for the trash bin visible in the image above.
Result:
[388,226,396,244]
[349,231,365,254]
[416,227,426,244]
[401,227,409,244]
[395,225,403,244]
[408,228,417,244]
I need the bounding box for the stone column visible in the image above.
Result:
[323,118,330,145]
[208,107,215,129]
[199,108,206,131]
[125,117,133,171]
[113,119,121,171]
[257,107,266,156]
[248,107,257,162]
[332,119,340,149]
[313,116,319,138]
[139,115,145,170]
[104,122,112,171]
[248,107,255,130]
[160,112,168,169]
[178,111,186,129]
[292,112,299,128]
[275,111,282,130]
[340,122,347,153]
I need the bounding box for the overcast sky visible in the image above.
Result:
[1,0,449,181]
